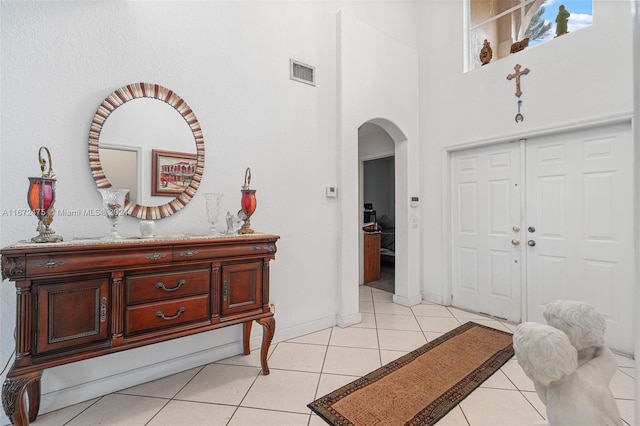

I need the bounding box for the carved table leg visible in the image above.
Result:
[2,371,42,426]
[26,378,41,422]
[257,316,276,375]
[242,321,253,355]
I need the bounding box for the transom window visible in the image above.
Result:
[467,0,593,71]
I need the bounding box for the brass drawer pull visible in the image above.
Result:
[145,253,166,261]
[155,279,186,292]
[179,250,198,258]
[37,259,66,269]
[249,245,275,253]
[156,307,185,321]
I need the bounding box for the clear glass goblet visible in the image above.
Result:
[204,193,224,234]
[99,188,129,239]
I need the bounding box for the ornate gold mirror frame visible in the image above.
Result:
[88,83,205,219]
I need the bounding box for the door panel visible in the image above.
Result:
[221,261,263,317]
[36,278,110,354]
[525,122,634,353]
[451,142,522,321]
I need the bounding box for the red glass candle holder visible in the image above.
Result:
[239,168,257,234]
[239,189,257,234]
[27,147,62,243]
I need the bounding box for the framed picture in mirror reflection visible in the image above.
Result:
[151,149,198,196]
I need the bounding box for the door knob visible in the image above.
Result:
[512,226,520,232]
[528,226,536,233]
[511,238,520,246]
[527,240,536,247]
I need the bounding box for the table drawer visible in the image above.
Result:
[125,294,210,335]
[27,247,172,276]
[126,268,210,304]
[174,241,277,261]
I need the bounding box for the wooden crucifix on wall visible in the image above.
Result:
[506,64,530,98]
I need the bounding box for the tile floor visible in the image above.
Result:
[29,286,636,426]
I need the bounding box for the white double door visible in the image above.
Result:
[451,122,634,353]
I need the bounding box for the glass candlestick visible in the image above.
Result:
[99,188,129,239]
[204,193,223,234]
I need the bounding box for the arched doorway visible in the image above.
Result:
[358,123,395,293]
[335,116,421,328]
[362,118,419,308]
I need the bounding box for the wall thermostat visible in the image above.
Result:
[326,186,337,198]
[410,196,419,207]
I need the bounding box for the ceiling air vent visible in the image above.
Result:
[290,59,315,86]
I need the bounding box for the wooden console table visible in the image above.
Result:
[0,233,279,425]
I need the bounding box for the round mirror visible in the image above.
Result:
[88,83,205,219]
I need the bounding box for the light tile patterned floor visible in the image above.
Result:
[29,286,636,426]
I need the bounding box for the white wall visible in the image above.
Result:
[338,10,421,320]
[358,122,395,159]
[418,0,634,304]
[0,1,419,421]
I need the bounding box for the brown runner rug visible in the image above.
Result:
[308,321,514,426]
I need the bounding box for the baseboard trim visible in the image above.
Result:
[38,341,242,415]
[422,291,445,305]
[36,315,338,416]
[392,293,422,307]
[336,312,362,328]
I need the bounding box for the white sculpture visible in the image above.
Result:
[513,300,622,426]
[543,300,607,366]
